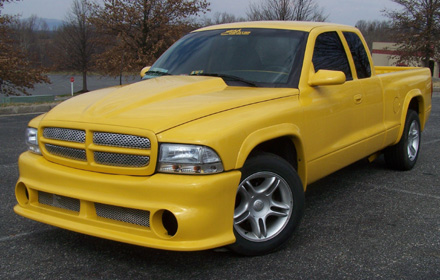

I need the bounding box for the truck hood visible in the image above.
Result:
[42,76,298,133]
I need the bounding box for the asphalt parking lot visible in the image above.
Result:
[0,95,439,279]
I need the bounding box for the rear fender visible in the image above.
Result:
[393,89,424,145]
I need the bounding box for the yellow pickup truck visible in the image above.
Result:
[14,21,432,256]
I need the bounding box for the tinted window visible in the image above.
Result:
[343,32,371,79]
[312,32,352,80]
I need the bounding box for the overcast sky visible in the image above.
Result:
[2,0,402,26]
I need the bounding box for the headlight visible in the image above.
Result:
[158,144,224,174]
[25,127,41,155]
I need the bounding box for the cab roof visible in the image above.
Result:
[194,21,354,33]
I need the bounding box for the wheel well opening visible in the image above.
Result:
[409,98,419,114]
[250,137,298,170]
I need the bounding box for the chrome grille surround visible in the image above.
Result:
[45,144,87,161]
[94,152,150,167]
[43,127,85,143]
[95,203,150,227]
[38,191,80,212]
[93,132,151,149]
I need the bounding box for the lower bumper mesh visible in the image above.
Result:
[38,191,80,212]
[38,191,150,228]
[95,203,150,228]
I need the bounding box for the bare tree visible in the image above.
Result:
[53,0,96,92]
[89,0,210,79]
[0,0,49,96]
[199,12,247,27]
[247,0,327,21]
[384,0,440,68]
[355,20,393,50]
[11,15,51,68]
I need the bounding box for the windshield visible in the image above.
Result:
[146,28,307,87]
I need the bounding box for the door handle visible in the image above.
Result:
[354,94,363,104]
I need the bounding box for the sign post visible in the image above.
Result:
[70,77,75,96]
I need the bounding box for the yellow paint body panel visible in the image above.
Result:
[15,152,241,251]
[14,21,432,251]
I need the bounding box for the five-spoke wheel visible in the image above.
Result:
[234,171,293,242]
[229,153,304,256]
[407,119,420,162]
[385,109,421,170]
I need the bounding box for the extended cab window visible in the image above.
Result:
[343,32,371,79]
[312,32,352,81]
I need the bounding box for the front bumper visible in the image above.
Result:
[14,152,241,251]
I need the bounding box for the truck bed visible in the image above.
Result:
[375,66,421,75]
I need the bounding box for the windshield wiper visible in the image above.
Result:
[142,70,172,80]
[191,73,257,87]
[145,70,171,76]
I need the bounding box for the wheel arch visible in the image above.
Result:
[394,90,426,145]
[235,124,307,190]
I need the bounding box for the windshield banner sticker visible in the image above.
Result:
[190,70,204,75]
[221,29,251,36]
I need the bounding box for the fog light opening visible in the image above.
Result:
[162,210,178,237]
[16,183,29,206]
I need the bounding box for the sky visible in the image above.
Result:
[2,0,402,26]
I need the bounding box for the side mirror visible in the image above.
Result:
[309,70,346,86]
[140,66,151,78]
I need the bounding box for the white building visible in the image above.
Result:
[371,42,439,78]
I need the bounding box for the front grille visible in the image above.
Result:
[43,127,85,143]
[38,191,80,212]
[95,203,150,227]
[93,132,150,149]
[45,144,87,161]
[41,126,155,175]
[94,152,150,167]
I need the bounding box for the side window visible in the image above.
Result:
[343,32,371,79]
[312,32,352,81]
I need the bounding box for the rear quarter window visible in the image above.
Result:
[343,32,371,79]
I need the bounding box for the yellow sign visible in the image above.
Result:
[221,29,251,36]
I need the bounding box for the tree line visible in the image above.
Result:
[0,0,439,96]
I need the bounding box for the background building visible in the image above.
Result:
[372,42,439,78]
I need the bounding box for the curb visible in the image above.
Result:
[0,102,60,116]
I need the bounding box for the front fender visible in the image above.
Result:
[235,123,307,190]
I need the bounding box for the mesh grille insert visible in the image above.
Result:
[42,127,154,172]
[94,152,149,167]
[46,144,87,161]
[95,203,150,227]
[38,191,80,212]
[93,132,151,149]
[43,127,86,143]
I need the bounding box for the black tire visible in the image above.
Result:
[228,153,305,256]
[384,110,421,171]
